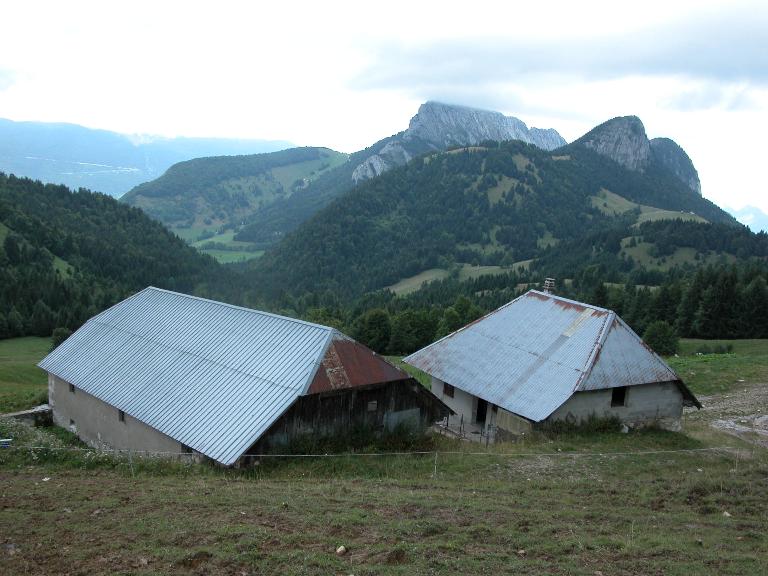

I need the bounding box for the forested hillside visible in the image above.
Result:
[0,174,243,339]
[122,147,347,231]
[251,140,736,301]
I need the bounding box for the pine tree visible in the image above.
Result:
[388,311,418,355]
[436,307,463,338]
[0,312,9,340]
[676,269,706,337]
[353,309,391,353]
[29,300,54,337]
[7,306,24,337]
[741,276,768,337]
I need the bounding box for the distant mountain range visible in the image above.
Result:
[250,114,738,301]
[0,118,291,197]
[729,205,768,233]
[123,102,567,247]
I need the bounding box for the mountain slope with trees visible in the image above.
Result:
[121,147,348,232]
[250,138,737,302]
[0,174,244,339]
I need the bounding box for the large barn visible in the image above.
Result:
[404,290,700,441]
[39,287,448,465]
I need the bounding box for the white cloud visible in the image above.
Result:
[0,0,766,212]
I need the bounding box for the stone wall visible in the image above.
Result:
[546,382,684,431]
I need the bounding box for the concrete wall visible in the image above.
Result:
[546,382,684,431]
[48,374,184,455]
[431,377,478,426]
[432,376,684,439]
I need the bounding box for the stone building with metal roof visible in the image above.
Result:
[404,290,700,441]
[39,287,448,465]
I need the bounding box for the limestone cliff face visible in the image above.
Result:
[352,101,566,184]
[573,116,702,195]
[650,137,701,195]
[576,116,651,172]
[403,101,565,150]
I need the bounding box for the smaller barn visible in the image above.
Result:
[404,290,700,441]
[38,287,448,465]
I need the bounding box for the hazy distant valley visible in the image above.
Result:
[0,118,291,198]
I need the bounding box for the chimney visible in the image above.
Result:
[543,278,556,294]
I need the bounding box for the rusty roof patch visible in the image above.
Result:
[307,338,410,394]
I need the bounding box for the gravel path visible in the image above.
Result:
[685,382,768,448]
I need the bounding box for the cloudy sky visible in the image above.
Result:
[1,0,766,214]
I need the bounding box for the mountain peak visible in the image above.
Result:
[650,137,701,195]
[573,115,701,195]
[406,101,566,151]
[575,116,651,171]
[351,102,566,183]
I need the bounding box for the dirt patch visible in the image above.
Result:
[176,550,212,569]
[685,382,768,447]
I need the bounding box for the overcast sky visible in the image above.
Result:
[1,0,766,213]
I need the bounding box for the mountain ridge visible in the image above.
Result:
[573,116,701,195]
[351,101,566,183]
[250,137,737,302]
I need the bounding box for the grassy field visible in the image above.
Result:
[590,188,708,227]
[668,339,768,395]
[1,336,767,574]
[0,337,50,413]
[386,264,510,295]
[0,421,765,574]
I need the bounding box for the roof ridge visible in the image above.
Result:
[573,310,615,392]
[144,287,334,332]
[528,289,612,313]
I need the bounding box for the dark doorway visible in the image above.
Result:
[476,398,488,424]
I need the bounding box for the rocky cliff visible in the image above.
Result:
[650,137,701,195]
[352,102,566,183]
[574,116,701,195]
[575,116,651,172]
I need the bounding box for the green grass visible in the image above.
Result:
[458,263,504,281]
[386,269,451,295]
[1,338,767,574]
[386,356,431,388]
[591,188,708,226]
[0,427,765,575]
[198,248,263,263]
[636,209,707,225]
[0,337,50,413]
[387,264,510,295]
[668,339,768,396]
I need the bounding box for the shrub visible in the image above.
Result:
[643,320,679,356]
[51,327,73,350]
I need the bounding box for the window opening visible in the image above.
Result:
[611,386,628,407]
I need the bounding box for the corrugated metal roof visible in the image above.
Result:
[404,290,690,421]
[308,338,411,394]
[38,287,344,465]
